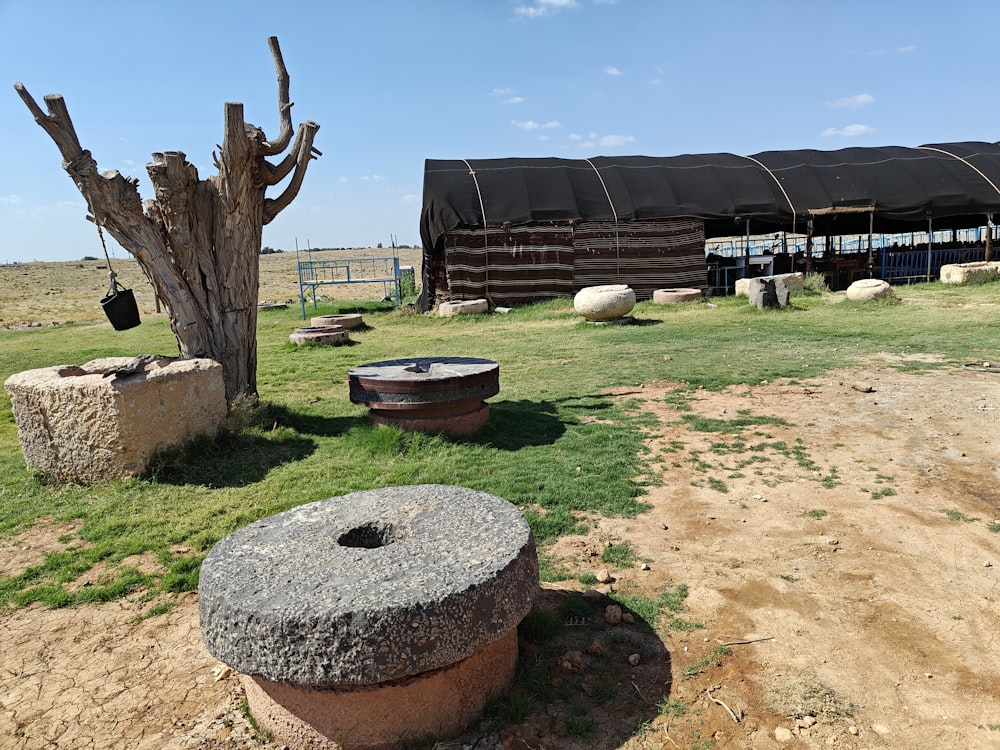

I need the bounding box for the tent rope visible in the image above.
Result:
[584,158,622,279]
[740,154,798,236]
[917,145,1000,197]
[461,159,493,305]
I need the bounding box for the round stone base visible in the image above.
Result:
[312,314,364,329]
[289,325,349,345]
[242,628,518,750]
[652,288,702,304]
[370,401,490,436]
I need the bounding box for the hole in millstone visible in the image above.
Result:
[337,521,397,549]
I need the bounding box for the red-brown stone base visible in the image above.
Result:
[368,402,490,437]
[242,628,518,750]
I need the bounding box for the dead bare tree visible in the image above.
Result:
[15,36,320,404]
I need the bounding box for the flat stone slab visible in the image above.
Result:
[311,314,364,329]
[439,299,488,317]
[198,484,537,687]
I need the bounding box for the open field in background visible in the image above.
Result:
[2,268,1000,749]
[0,246,424,328]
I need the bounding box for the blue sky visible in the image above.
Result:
[1,0,995,263]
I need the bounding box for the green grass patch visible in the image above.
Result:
[942,509,980,523]
[600,542,637,567]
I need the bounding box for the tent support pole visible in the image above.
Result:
[925,215,933,281]
[987,215,994,262]
[805,219,814,273]
[867,212,874,278]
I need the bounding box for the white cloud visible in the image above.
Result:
[492,87,513,96]
[400,194,420,206]
[513,120,562,131]
[570,131,634,149]
[504,96,525,104]
[866,44,917,57]
[360,174,386,183]
[830,93,875,109]
[821,124,875,137]
[604,66,623,76]
[599,134,634,147]
[514,0,578,17]
[0,194,23,205]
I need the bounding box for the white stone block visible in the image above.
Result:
[846,278,893,301]
[735,272,804,296]
[940,261,1000,284]
[4,357,226,483]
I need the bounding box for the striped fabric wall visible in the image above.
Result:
[572,219,706,300]
[441,218,706,304]
[443,224,575,305]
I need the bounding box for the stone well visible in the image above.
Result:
[3,356,226,483]
[198,484,538,750]
[348,356,499,436]
[652,288,702,304]
[289,325,349,345]
[573,284,636,322]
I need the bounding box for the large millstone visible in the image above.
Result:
[199,484,538,749]
[349,356,499,436]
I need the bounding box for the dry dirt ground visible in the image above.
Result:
[3,358,1000,749]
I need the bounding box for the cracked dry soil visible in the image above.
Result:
[2,358,1000,750]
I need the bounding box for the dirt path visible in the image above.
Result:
[3,360,1000,749]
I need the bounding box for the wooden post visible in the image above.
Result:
[987,216,994,262]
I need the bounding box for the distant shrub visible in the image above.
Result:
[802,273,830,294]
[81,255,99,261]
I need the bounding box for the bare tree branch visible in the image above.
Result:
[14,83,84,160]
[261,36,294,156]
[262,120,320,224]
[260,123,323,186]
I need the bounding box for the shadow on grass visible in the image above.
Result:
[265,403,369,438]
[147,431,318,487]
[458,586,672,747]
[476,394,624,450]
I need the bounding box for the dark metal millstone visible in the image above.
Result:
[348,356,500,435]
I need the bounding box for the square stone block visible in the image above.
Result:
[4,356,226,483]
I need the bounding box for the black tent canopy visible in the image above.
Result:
[420,142,1000,252]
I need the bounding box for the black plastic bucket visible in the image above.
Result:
[100,285,141,331]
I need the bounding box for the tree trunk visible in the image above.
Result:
[15,37,320,404]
